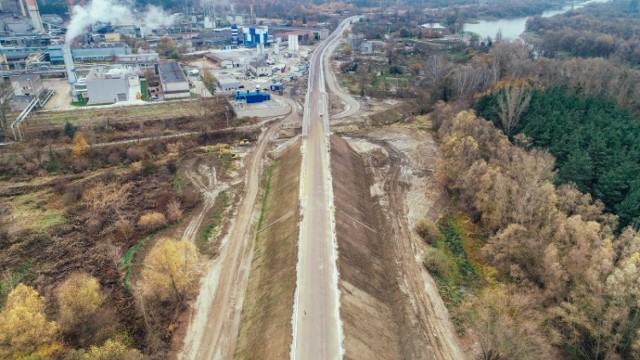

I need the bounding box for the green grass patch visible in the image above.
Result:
[173,172,185,191]
[40,213,65,228]
[256,166,274,233]
[140,79,149,101]
[424,215,483,311]
[71,98,88,107]
[197,191,230,251]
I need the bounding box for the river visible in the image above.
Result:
[462,0,610,40]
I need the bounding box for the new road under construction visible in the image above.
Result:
[179,16,464,360]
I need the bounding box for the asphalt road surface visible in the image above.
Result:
[291,16,360,360]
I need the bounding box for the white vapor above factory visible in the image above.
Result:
[65,0,177,43]
[63,0,177,100]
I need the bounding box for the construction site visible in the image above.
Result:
[0,11,466,360]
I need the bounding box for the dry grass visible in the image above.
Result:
[234,140,301,360]
[6,190,65,233]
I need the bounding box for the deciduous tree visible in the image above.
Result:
[0,284,60,358]
[497,85,531,135]
[80,338,145,360]
[56,273,103,331]
[140,238,199,304]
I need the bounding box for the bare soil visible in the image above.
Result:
[342,126,464,359]
[177,97,298,360]
[234,139,301,359]
[330,134,409,360]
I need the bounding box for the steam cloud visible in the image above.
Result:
[66,0,177,43]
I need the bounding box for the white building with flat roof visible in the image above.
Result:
[216,73,240,92]
[85,66,131,104]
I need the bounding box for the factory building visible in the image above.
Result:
[0,13,32,33]
[85,66,130,104]
[115,51,159,74]
[158,62,190,99]
[193,29,233,49]
[215,74,240,92]
[248,60,270,77]
[0,42,135,68]
[0,0,26,16]
[0,0,43,33]
[242,26,268,48]
[11,73,43,98]
[48,43,130,64]
[204,52,235,68]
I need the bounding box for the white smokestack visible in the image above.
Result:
[26,0,44,33]
[63,44,77,102]
[66,0,176,43]
[63,44,77,85]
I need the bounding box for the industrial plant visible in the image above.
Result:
[0,0,331,140]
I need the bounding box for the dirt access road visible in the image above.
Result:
[179,98,298,360]
[291,16,360,360]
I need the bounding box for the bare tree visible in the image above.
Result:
[497,86,532,135]
[452,65,486,99]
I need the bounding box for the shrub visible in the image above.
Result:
[85,215,104,235]
[107,151,122,165]
[137,212,167,231]
[415,219,440,245]
[46,159,62,173]
[423,248,450,278]
[114,218,133,243]
[166,200,183,222]
[126,147,143,162]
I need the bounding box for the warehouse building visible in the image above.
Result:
[158,62,190,99]
[248,60,270,77]
[216,73,240,92]
[85,66,130,104]
[204,52,235,68]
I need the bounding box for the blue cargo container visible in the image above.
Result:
[235,90,271,103]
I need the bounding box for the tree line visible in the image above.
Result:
[477,87,640,229]
[525,0,640,64]
[432,107,640,359]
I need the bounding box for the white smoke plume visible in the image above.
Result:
[66,0,177,43]
[144,6,178,30]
